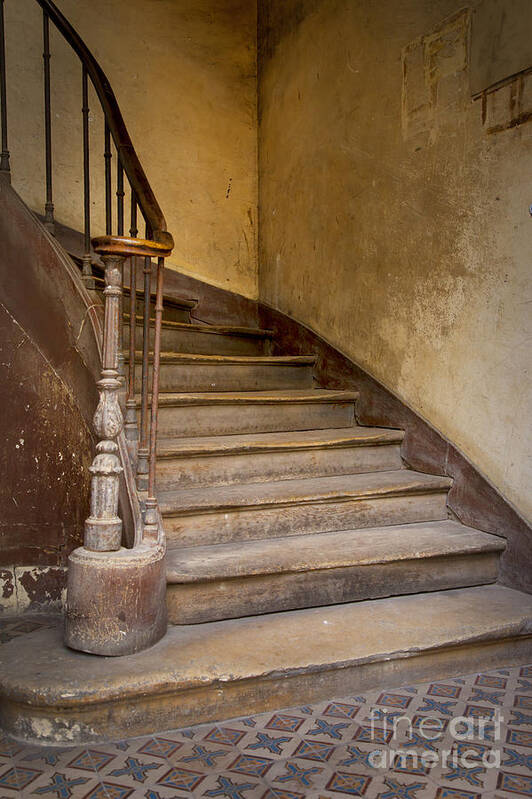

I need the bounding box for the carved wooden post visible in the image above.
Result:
[66,235,171,657]
[84,253,124,551]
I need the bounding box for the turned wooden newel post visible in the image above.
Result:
[65,233,172,657]
[84,253,125,551]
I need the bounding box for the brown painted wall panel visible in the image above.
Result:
[0,181,97,578]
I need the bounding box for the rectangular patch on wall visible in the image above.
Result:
[401,9,470,139]
[471,0,532,95]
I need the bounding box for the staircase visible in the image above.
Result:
[2,251,532,746]
[0,0,530,747]
[135,286,509,625]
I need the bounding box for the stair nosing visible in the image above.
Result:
[123,315,273,338]
[127,352,316,365]
[156,427,405,459]
[150,389,359,407]
[92,276,198,309]
[159,470,452,517]
[165,521,505,583]
[5,586,531,707]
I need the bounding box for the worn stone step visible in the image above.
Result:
[2,585,531,744]
[123,315,272,355]
[156,426,405,489]
[160,470,452,545]
[92,275,197,323]
[127,352,316,392]
[150,389,358,437]
[165,520,505,623]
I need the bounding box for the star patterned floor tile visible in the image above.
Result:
[265,715,306,733]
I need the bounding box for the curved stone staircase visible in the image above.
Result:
[1,278,531,745]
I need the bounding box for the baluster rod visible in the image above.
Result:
[116,158,124,235]
[81,65,93,286]
[137,225,152,490]
[116,156,125,378]
[42,11,54,232]
[124,192,138,444]
[104,120,112,234]
[0,0,9,180]
[144,255,164,540]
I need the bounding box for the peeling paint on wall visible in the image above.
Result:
[0,567,66,613]
[402,9,470,140]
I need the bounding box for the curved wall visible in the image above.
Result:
[258,0,532,523]
[4,0,258,298]
[0,181,98,611]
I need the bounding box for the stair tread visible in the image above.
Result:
[127,352,316,365]
[159,469,452,515]
[3,585,530,705]
[92,275,198,309]
[166,520,505,582]
[124,315,272,338]
[157,426,404,458]
[150,389,359,406]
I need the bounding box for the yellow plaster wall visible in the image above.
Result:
[258,0,532,521]
[5,0,258,297]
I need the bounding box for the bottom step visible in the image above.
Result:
[1,585,531,744]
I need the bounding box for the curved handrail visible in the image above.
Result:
[34,0,173,251]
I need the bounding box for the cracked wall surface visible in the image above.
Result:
[258,0,532,523]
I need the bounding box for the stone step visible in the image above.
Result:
[156,426,405,489]
[2,585,531,744]
[92,275,197,323]
[151,389,358,437]
[160,469,452,546]
[127,352,316,392]
[123,315,272,355]
[165,520,505,623]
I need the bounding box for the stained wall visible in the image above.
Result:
[258,0,532,522]
[4,0,258,297]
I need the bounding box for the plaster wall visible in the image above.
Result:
[258,0,532,522]
[4,0,258,298]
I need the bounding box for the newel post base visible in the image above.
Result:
[64,545,167,656]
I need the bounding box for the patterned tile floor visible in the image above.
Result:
[1,617,532,799]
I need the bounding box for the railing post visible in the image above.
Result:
[0,0,10,182]
[81,65,94,287]
[144,256,164,541]
[84,253,125,552]
[42,11,54,233]
[124,194,138,445]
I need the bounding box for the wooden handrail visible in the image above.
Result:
[33,0,173,251]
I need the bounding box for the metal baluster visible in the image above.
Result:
[104,121,112,234]
[116,156,125,379]
[124,192,138,445]
[81,65,93,287]
[144,255,164,540]
[116,158,124,235]
[136,225,152,491]
[0,0,10,181]
[42,11,54,232]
